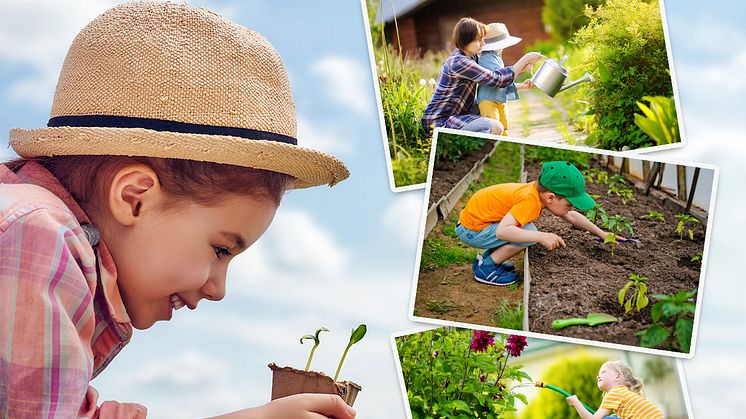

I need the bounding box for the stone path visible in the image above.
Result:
[505,89,587,144]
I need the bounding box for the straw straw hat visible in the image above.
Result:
[482,22,522,51]
[8,2,349,188]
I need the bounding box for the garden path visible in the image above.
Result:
[506,90,587,144]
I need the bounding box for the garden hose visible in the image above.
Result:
[534,381,596,414]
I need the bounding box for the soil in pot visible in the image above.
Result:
[268,363,362,407]
[525,161,706,351]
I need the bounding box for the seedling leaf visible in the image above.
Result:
[638,325,670,348]
[675,317,694,353]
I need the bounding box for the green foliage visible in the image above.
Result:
[636,290,696,352]
[541,0,607,42]
[379,68,430,151]
[421,236,477,270]
[573,0,674,150]
[675,214,699,240]
[524,144,593,169]
[634,95,680,145]
[521,354,606,419]
[436,133,488,163]
[494,301,524,331]
[585,202,608,225]
[607,185,636,204]
[397,329,532,418]
[691,251,703,264]
[392,144,430,186]
[603,233,618,257]
[602,214,635,237]
[606,173,626,189]
[618,274,649,314]
[640,210,665,222]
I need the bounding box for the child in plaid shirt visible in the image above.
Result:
[420,17,541,136]
[0,3,353,418]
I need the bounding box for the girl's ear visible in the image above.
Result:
[108,164,160,226]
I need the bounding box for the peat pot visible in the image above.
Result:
[268,363,362,407]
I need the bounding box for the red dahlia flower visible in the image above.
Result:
[470,330,495,352]
[506,334,528,357]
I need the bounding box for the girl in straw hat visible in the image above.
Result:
[420,17,542,137]
[477,22,536,137]
[0,2,354,418]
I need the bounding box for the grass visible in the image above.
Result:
[493,300,524,330]
[425,300,459,314]
[420,236,476,270]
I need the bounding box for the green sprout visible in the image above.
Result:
[604,233,618,257]
[675,214,699,240]
[619,274,650,314]
[607,173,626,189]
[334,324,367,381]
[607,185,636,204]
[604,214,635,237]
[300,327,329,371]
[691,252,703,264]
[640,210,665,222]
[585,200,607,225]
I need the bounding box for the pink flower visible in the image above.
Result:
[506,335,528,357]
[470,330,495,353]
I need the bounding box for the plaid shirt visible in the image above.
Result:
[0,162,145,418]
[421,49,515,135]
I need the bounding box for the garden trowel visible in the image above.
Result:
[551,313,617,329]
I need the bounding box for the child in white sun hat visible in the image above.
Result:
[0,2,354,418]
[477,22,535,136]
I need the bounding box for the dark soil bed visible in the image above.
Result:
[526,161,706,351]
[428,140,494,206]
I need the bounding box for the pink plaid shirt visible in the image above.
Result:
[0,162,145,418]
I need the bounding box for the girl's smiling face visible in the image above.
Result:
[597,364,621,392]
[100,165,278,329]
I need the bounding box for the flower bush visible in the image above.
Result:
[572,0,674,150]
[397,328,532,418]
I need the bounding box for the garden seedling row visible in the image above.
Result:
[526,161,705,352]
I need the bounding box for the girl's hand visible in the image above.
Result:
[211,394,356,419]
[566,395,580,406]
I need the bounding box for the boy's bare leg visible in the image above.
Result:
[485,244,526,264]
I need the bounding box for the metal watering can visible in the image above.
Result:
[530,55,593,97]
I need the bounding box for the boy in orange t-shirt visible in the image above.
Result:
[456,161,612,285]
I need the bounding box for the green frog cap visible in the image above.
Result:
[538,161,595,211]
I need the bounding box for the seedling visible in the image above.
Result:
[691,251,703,264]
[607,173,626,189]
[585,201,607,224]
[675,214,699,240]
[640,210,665,222]
[607,185,636,204]
[603,214,635,238]
[583,168,608,184]
[604,233,618,256]
[334,324,367,381]
[618,274,649,314]
[636,290,696,352]
[300,327,329,371]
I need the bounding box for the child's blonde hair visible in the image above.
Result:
[604,360,645,396]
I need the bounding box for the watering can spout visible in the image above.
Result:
[558,72,594,93]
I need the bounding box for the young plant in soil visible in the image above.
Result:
[269,324,367,406]
[618,274,649,314]
[584,200,607,225]
[583,168,608,185]
[691,251,703,264]
[675,214,700,240]
[602,215,635,256]
[606,173,626,188]
[300,327,329,371]
[607,185,636,204]
[636,290,696,352]
[640,210,666,222]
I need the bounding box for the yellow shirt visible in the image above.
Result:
[600,386,664,419]
[459,182,542,231]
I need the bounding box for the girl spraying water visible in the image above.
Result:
[566,360,664,419]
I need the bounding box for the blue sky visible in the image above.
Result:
[1,0,745,417]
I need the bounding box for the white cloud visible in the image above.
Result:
[0,0,118,106]
[132,351,227,389]
[297,116,353,155]
[310,55,373,117]
[381,190,425,244]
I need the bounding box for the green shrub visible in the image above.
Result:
[521,354,606,418]
[634,95,680,145]
[542,0,607,42]
[573,0,673,150]
[436,133,488,163]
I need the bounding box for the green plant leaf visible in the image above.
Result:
[651,302,665,323]
[597,61,611,82]
[450,400,470,412]
[349,324,367,345]
[638,325,670,348]
[636,291,649,311]
[675,317,694,353]
[618,282,631,305]
[624,299,632,314]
